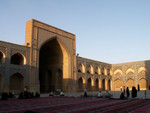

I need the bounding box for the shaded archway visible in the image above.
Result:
[10,73,24,94]
[78,77,84,92]
[95,78,99,91]
[138,78,148,90]
[102,79,105,91]
[39,38,64,93]
[11,53,24,65]
[87,78,92,91]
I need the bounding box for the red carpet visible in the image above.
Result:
[0,97,150,113]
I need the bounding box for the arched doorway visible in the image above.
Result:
[114,79,123,91]
[78,77,84,92]
[39,39,64,93]
[87,78,92,91]
[102,79,105,91]
[10,73,24,94]
[95,78,99,91]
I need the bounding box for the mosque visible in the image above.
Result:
[0,19,149,94]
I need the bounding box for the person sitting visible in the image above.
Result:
[49,91,54,96]
[8,92,15,98]
[105,91,112,98]
[60,91,64,96]
[120,92,126,100]
[35,92,40,98]
[97,91,103,98]
[18,92,24,99]
[1,92,8,100]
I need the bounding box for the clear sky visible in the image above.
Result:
[0,0,150,64]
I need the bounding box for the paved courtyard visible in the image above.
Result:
[1,96,150,113]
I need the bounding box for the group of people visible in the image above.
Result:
[1,92,15,100]
[49,91,65,96]
[84,88,112,98]
[18,91,40,99]
[1,88,40,100]
[120,86,137,99]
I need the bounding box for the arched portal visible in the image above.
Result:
[87,78,92,91]
[102,79,105,91]
[39,38,65,93]
[10,73,24,94]
[95,78,99,91]
[78,77,84,92]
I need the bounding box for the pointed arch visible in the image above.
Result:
[87,77,94,91]
[108,79,111,90]
[114,79,123,91]
[95,78,99,91]
[11,53,26,65]
[88,65,94,74]
[78,77,85,92]
[126,79,135,90]
[126,68,134,75]
[114,69,122,76]
[138,78,148,90]
[0,50,5,63]
[104,67,107,75]
[9,73,24,94]
[81,63,85,73]
[102,79,105,91]
[138,67,146,75]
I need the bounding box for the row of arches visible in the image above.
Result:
[0,73,24,94]
[78,63,111,75]
[114,78,148,91]
[114,67,147,76]
[78,77,111,92]
[0,50,26,65]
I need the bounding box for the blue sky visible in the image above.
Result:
[0,0,150,63]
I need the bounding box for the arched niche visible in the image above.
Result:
[108,79,111,90]
[87,78,93,91]
[126,79,135,90]
[10,53,26,65]
[9,73,24,94]
[138,78,148,90]
[114,79,123,91]
[78,77,85,92]
[102,79,105,91]
[0,51,5,63]
[95,78,99,91]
